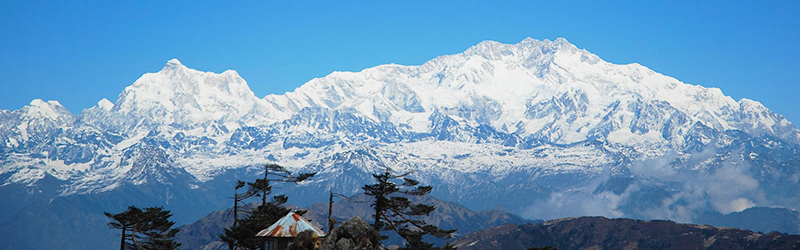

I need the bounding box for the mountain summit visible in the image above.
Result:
[111,58,260,129]
[2,38,800,249]
[266,38,798,150]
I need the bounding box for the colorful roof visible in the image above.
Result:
[255,211,326,238]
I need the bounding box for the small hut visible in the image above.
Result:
[256,211,326,250]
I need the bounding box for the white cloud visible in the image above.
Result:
[629,151,679,179]
[522,145,764,223]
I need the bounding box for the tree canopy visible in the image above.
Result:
[362,168,456,250]
[220,163,315,250]
[105,206,180,250]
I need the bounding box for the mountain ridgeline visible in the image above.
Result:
[452,217,800,250]
[1,38,800,249]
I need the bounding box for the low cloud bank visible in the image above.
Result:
[523,144,765,223]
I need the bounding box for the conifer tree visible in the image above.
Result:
[220,163,315,250]
[106,206,142,250]
[139,207,181,250]
[362,168,456,250]
[221,196,295,250]
[105,206,181,250]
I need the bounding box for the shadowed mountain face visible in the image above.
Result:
[452,217,800,250]
[3,38,800,249]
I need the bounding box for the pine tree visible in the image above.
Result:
[247,164,315,206]
[139,207,181,250]
[221,196,294,250]
[105,206,181,250]
[220,163,315,250]
[362,168,456,249]
[106,206,142,250]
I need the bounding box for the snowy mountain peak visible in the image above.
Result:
[164,58,183,70]
[96,98,114,111]
[108,59,261,130]
[552,37,576,49]
[0,99,75,145]
[462,37,584,62]
[265,38,799,147]
[23,99,73,120]
[28,98,60,107]
[3,39,798,185]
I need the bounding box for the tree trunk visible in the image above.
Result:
[328,191,334,233]
[120,226,127,250]
[132,224,138,250]
[234,192,239,227]
[262,168,269,206]
[374,178,387,231]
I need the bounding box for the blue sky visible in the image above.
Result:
[1,1,799,124]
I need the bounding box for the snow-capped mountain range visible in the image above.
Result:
[2,38,800,248]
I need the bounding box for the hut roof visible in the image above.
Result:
[255,211,326,238]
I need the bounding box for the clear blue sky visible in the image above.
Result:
[2,1,799,124]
